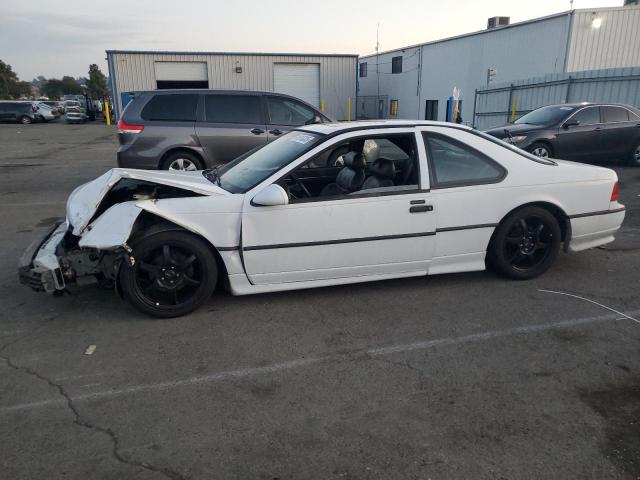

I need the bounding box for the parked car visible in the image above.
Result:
[19,120,624,317]
[64,101,87,124]
[40,101,63,116]
[0,101,39,124]
[116,89,331,171]
[484,103,640,166]
[33,102,58,122]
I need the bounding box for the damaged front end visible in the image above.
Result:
[19,168,220,294]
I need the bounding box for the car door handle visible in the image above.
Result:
[594,127,602,132]
[269,129,283,136]
[409,205,433,213]
[250,128,265,135]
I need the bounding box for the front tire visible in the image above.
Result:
[488,206,561,280]
[19,115,32,125]
[119,231,218,318]
[628,140,640,167]
[527,142,552,159]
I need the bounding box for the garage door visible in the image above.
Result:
[273,64,320,107]
[154,62,208,89]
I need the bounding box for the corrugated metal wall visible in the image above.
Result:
[107,52,357,120]
[567,6,640,72]
[357,13,571,123]
[473,67,640,130]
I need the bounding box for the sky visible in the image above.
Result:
[0,0,624,81]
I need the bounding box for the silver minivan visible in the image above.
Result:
[116,89,331,170]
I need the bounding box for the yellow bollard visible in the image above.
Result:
[511,96,517,123]
[320,99,325,113]
[347,96,351,121]
[105,100,111,126]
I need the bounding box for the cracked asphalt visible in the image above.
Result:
[1,122,639,480]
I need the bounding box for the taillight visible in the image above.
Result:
[610,181,619,202]
[117,119,144,133]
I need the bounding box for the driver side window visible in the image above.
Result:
[280,133,421,202]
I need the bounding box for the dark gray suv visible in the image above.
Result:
[117,90,331,170]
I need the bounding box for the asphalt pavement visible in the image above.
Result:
[0,122,639,480]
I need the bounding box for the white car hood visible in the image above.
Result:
[67,168,226,235]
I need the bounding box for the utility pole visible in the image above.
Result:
[376,22,381,119]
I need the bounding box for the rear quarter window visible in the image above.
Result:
[141,94,198,122]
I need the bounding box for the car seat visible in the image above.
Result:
[319,152,366,196]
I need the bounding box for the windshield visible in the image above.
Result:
[515,105,577,126]
[208,131,323,193]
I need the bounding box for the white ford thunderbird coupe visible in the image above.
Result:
[20,121,625,317]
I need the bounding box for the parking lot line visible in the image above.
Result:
[539,289,640,325]
[2,308,639,415]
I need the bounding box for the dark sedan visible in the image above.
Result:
[484,103,640,166]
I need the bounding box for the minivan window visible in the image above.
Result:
[141,94,198,122]
[603,106,629,123]
[267,97,316,126]
[204,95,262,124]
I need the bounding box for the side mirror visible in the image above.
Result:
[251,184,289,207]
[563,120,580,129]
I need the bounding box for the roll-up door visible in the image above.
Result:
[273,63,320,107]
[154,62,208,89]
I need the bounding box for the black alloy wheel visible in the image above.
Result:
[489,206,561,280]
[119,231,218,317]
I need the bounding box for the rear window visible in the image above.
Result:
[204,94,262,124]
[141,94,198,122]
[603,106,630,123]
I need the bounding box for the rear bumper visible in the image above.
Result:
[117,145,160,169]
[568,207,625,252]
[18,221,68,293]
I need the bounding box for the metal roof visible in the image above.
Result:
[106,50,358,58]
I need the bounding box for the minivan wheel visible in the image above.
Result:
[528,142,551,158]
[488,206,561,280]
[162,151,204,171]
[119,231,218,318]
[19,116,32,125]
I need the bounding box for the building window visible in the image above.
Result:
[359,62,368,77]
[390,99,399,116]
[392,56,403,74]
[425,100,438,120]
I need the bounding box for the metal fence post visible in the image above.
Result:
[565,76,573,103]
[507,84,514,124]
[472,89,478,128]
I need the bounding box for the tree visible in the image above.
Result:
[86,64,109,98]
[41,76,82,99]
[0,60,21,99]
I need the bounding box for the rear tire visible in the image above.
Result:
[119,231,218,318]
[488,206,561,280]
[161,151,204,171]
[527,142,552,159]
[628,140,640,167]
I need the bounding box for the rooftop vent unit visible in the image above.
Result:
[487,16,510,29]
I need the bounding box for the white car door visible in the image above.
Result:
[241,129,436,285]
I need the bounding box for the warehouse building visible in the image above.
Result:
[106,50,357,120]
[357,3,640,126]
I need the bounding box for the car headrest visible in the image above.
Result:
[363,140,380,163]
[369,158,396,179]
[343,151,366,169]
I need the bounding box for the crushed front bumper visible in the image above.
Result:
[18,220,68,293]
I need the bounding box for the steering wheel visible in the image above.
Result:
[290,172,311,198]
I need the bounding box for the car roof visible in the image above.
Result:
[297,119,474,135]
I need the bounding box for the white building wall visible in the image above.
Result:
[358,13,571,123]
[566,5,640,72]
[107,51,357,120]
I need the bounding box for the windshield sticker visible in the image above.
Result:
[560,107,574,110]
[289,134,316,145]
